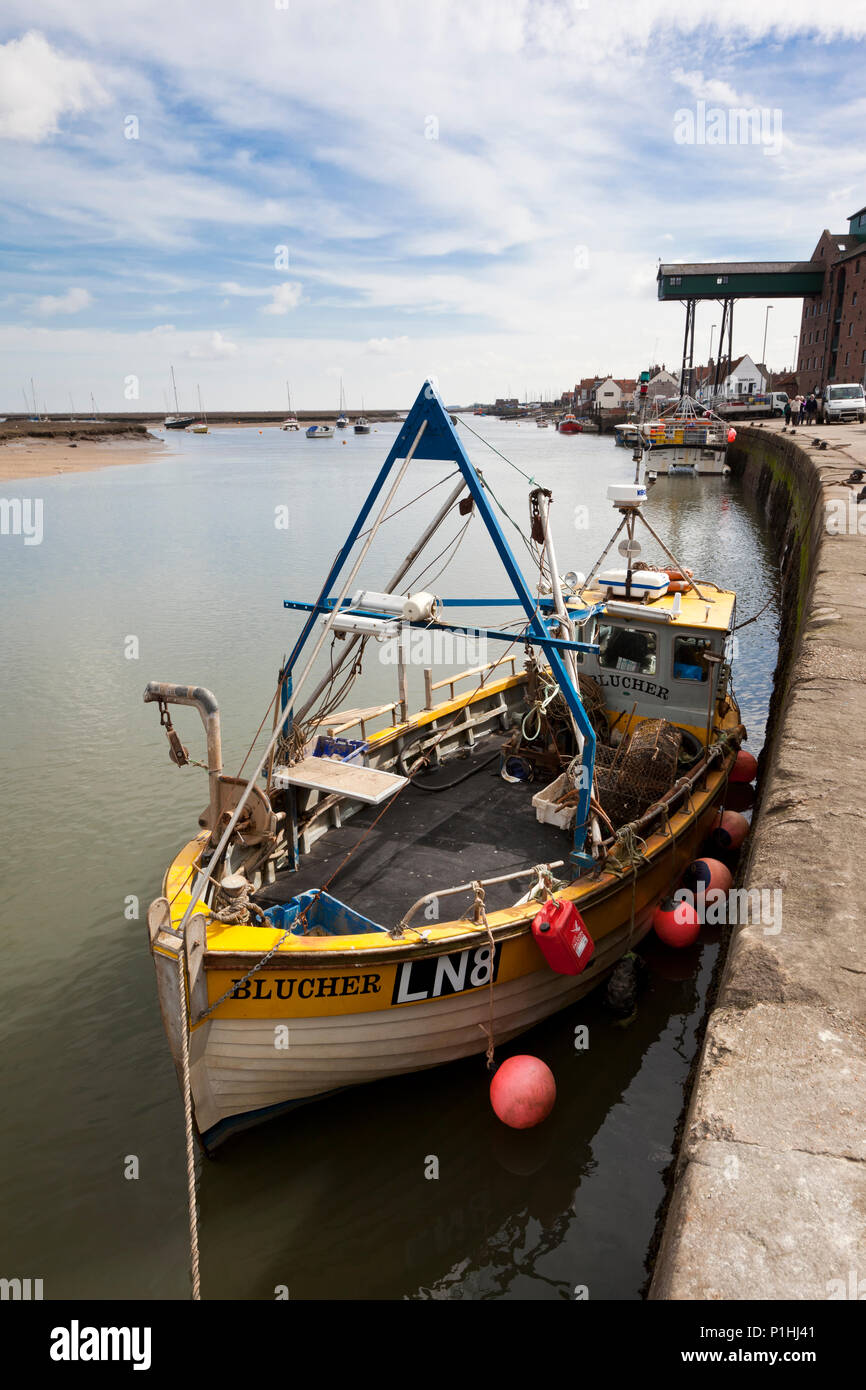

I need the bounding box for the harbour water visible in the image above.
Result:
[0,418,779,1299]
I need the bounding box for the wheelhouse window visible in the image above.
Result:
[597,624,657,675]
[673,635,714,682]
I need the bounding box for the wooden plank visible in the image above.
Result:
[429,655,516,692]
[272,757,408,805]
[307,702,397,729]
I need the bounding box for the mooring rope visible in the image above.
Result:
[471,881,497,1069]
[177,952,201,1301]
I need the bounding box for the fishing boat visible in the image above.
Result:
[353,413,371,434]
[558,413,582,434]
[143,380,745,1151]
[336,380,348,429]
[536,417,549,428]
[165,365,195,430]
[306,423,334,438]
[614,422,641,448]
[189,385,209,434]
[643,396,732,476]
[281,383,299,431]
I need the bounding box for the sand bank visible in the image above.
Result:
[0,434,167,483]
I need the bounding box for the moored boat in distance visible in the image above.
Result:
[281,382,299,430]
[336,379,348,429]
[306,423,334,438]
[142,380,746,1150]
[165,363,195,429]
[353,415,371,434]
[644,395,732,476]
[189,384,209,433]
[614,422,641,448]
[558,413,582,434]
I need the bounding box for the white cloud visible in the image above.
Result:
[367,336,410,354]
[34,286,92,315]
[0,2,864,403]
[672,68,750,108]
[220,281,269,297]
[261,282,303,315]
[186,330,238,359]
[0,32,107,142]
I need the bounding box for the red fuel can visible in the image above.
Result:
[531,898,595,975]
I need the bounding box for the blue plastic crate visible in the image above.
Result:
[264,889,385,936]
[312,735,368,763]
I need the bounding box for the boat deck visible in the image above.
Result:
[255,738,571,931]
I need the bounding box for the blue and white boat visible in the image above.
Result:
[306,423,334,438]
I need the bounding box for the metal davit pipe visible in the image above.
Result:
[143,682,223,831]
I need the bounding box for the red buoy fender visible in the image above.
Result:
[724,781,755,812]
[490,1055,556,1129]
[652,897,700,948]
[730,749,758,783]
[687,857,733,894]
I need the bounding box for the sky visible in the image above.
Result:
[1,1,866,411]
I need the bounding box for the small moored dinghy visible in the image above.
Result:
[144,381,745,1149]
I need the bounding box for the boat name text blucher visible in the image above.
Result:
[229,973,382,1000]
[596,674,670,700]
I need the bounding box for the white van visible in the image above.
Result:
[822,383,866,424]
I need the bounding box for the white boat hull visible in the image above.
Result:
[156,906,653,1146]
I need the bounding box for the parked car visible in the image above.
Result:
[822,383,866,424]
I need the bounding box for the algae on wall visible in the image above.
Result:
[726,430,825,788]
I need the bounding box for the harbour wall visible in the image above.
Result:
[650,423,866,1300]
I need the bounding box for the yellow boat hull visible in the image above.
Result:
[152,750,728,1147]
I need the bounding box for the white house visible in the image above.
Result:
[645,368,679,407]
[594,377,624,409]
[697,354,769,400]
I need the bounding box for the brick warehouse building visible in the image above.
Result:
[798,205,866,392]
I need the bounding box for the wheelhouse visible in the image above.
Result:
[567,582,736,737]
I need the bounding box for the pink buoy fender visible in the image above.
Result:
[687,857,733,894]
[708,810,750,852]
[490,1055,556,1129]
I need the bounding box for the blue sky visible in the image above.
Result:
[1,1,865,409]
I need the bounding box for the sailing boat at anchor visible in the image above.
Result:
[281,382,299,431]
[143,380,747,1150]
[189,385,208,433]
[336,379,348,429]
[164,364,195,430]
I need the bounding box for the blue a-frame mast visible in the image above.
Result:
[282,380,598,867]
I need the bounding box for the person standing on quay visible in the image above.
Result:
[783,398,792,425]
[792,394,802,425]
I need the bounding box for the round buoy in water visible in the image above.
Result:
[708,810,750,852]
[489,1055,556,1129]
[687,857,733,894]
[730,749,758,783]
[727,428,737,443]
[653,897,700,948]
